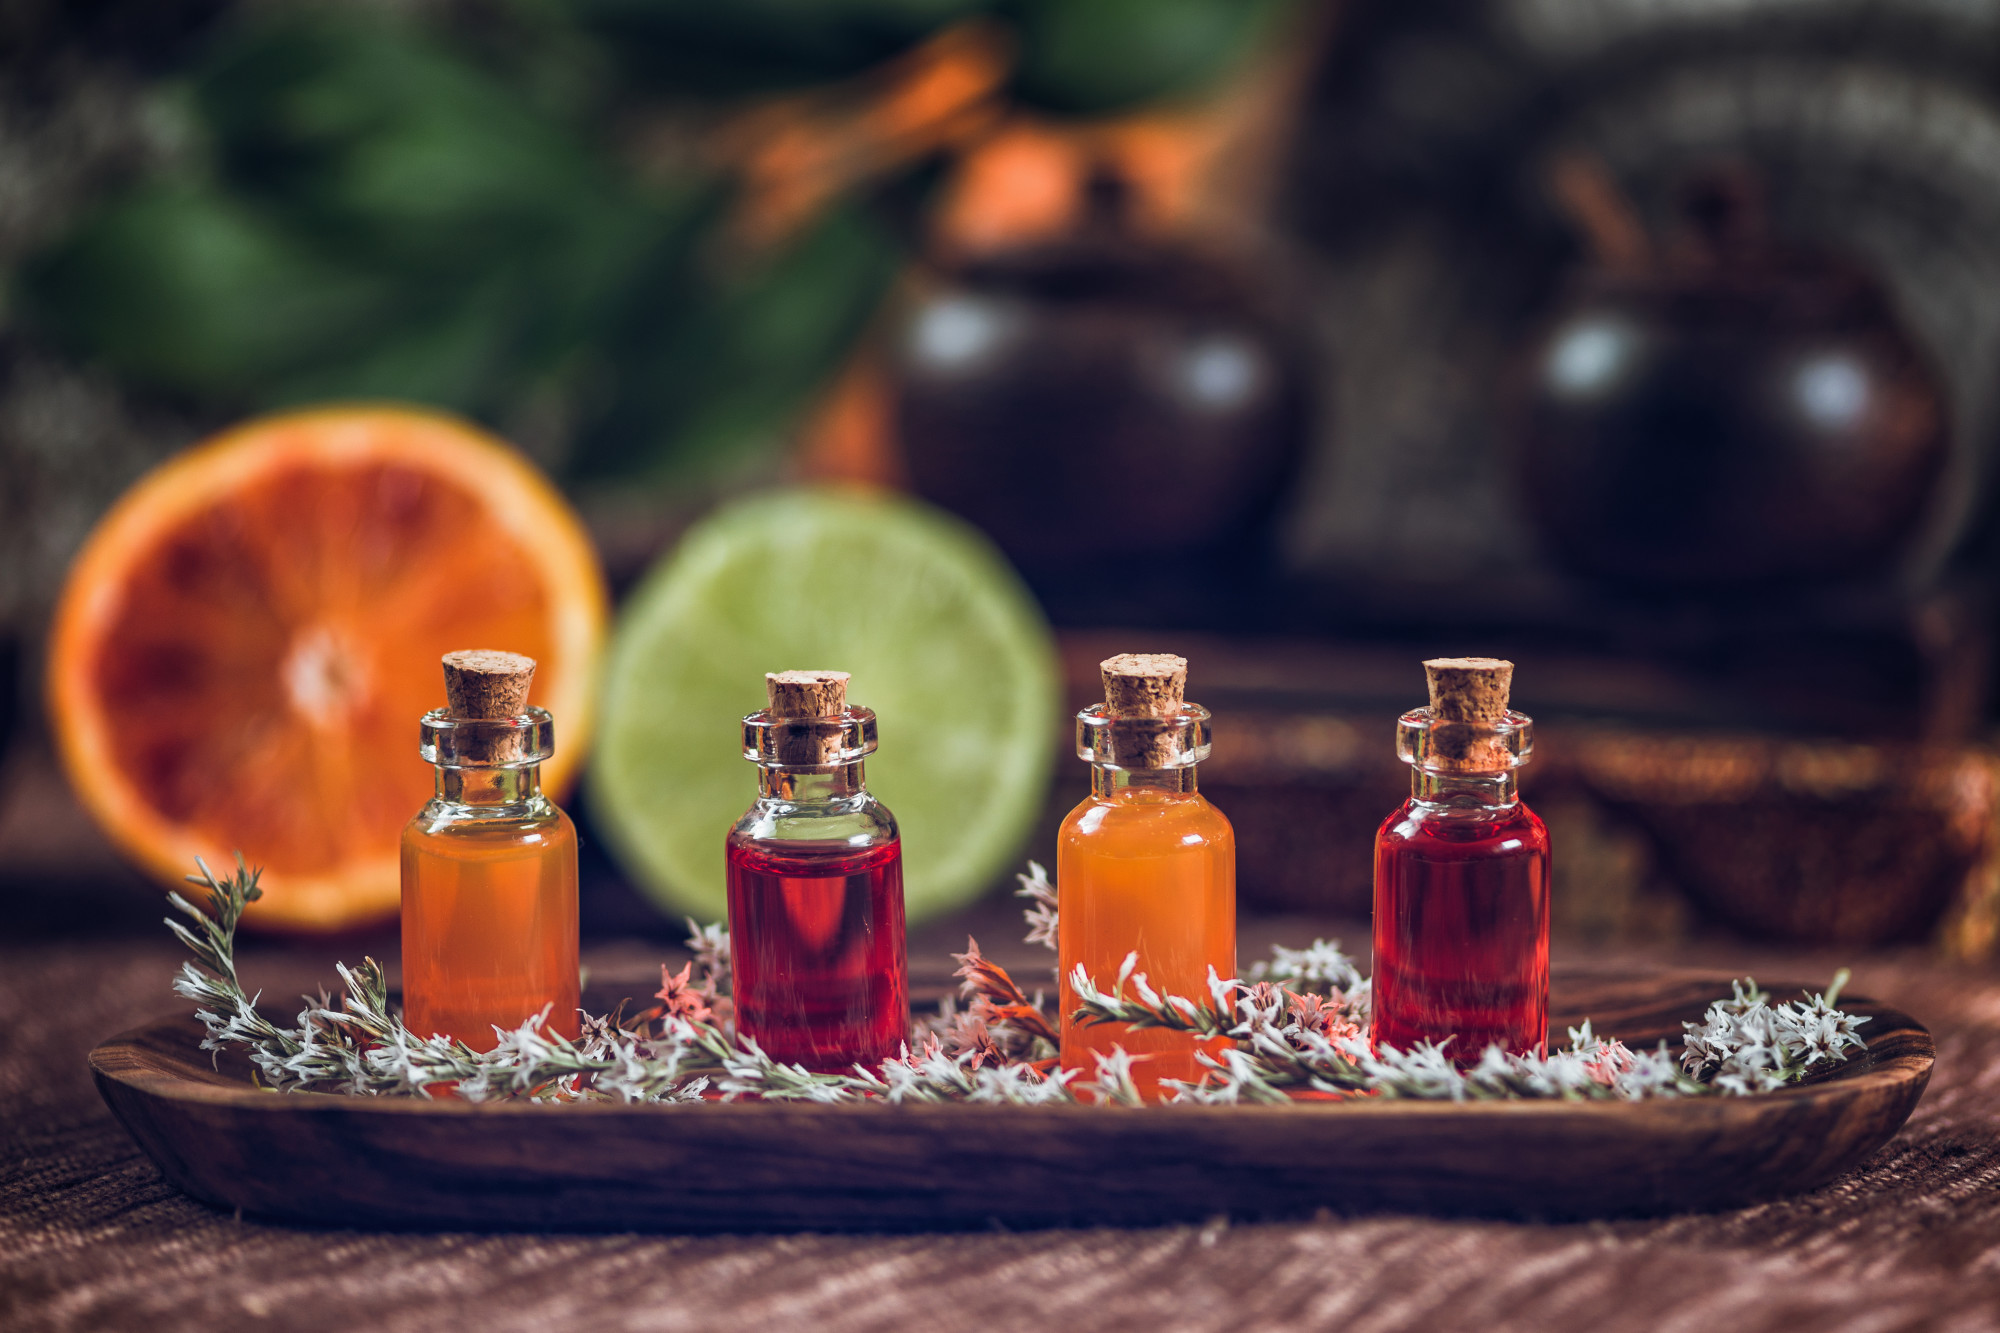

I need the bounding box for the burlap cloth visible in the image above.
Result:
[5,921,2000,1333]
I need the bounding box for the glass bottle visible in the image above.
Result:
[401,650,580,1049]
[1372,657,1549,1062]
[1058,653,1235,1100]
[727,670,907,1073]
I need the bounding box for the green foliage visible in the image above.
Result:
[23,182,400,399]
[18,12,821,478]
[1003,0,1293,115]
[23,16,660,411]
[194,17,620,267]
[577,0,991,93]
[576,203,904,478]
[16,0,1295,481]
[577,0,1293,111]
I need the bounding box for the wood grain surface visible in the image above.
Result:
[88,970,1933,1231]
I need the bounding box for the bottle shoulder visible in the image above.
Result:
[731,789,899,847]
[1060,788,1233,846]
[1377,796,1547,851]
[728,833,901,876]
[404,800,574,849]
[402,788,568,832]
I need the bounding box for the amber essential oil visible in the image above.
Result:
[1058,653,1236,1100]
[401,650,580,1049]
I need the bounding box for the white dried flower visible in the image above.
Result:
[1016,861,1059,952]
[1248,940,1365,995]
[167,858,1869,1111]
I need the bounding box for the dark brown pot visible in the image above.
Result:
[891,206,1309,620]
[1516,179,1949,597]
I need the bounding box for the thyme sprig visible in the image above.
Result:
[169,857,1072,1105]
[1067,956,1695,1103]
[1066,953,1866,1103]
[166,855,1868,1107]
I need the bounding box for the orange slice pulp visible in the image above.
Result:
[47,405,607,931]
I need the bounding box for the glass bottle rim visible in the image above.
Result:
[420,706,554,768]
[1075,701,1212,771]
[742,705,879,768]
[1395,705,1533,772]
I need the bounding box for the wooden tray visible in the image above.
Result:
[90,970,1933,1230]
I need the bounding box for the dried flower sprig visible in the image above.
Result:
[169,857,1071,1106]
[1247,939,1367,999]
[1067,950,1864,1104]
[948,938,1060,1063]
[1016,861,1059,952]
[1680,973,1869,1093]
[172,859,731,1102]
[168,855,1867,1108]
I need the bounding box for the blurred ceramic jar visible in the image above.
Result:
[891,183,1311,624]
[1514,169,1950,600]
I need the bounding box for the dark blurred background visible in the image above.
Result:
[6,0,2000,959]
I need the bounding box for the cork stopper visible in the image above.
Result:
[437,650,537,765]
[766,669,851,766]
[767,670,850,720]
[443,650,536,719]
[1424,658,1513,721]
[1422,657,1515,771]
[1101,654,1187,718]
[1098,653,1190,768]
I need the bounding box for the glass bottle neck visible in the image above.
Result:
[1411,767,1517,809]
[1092,764,1199,797]
[1396,705,1530,814]
[435,763,544,809]
[759,761,867,801]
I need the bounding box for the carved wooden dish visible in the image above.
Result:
[89,969,1932,1230]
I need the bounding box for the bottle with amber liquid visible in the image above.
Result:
[401,650,580,1048]
[1372,657,1549,1062]
[1058,653,1235,1099]
[728,670,907,1073]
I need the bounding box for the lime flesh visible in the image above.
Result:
[590,487,1061,924]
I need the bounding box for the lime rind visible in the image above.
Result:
[590,487,1060,923]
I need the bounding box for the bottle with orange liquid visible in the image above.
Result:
[401,650,580,1048]
[1058,653,1235,1099]
[1372,657,1549,1064]
[727,670,907,1073]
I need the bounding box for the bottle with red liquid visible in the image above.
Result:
[1371,657,1549,1063]
[726,669,907,1072]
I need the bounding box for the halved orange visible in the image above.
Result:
[48,405,607,931]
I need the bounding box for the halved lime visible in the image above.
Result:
[590,486,1061,924]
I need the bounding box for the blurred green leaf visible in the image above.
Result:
[20,182,401,399]
[21,12,723,428]
[576,0,992,94]
[1005,0,1290,115]
[255,274,535,411]
[194,15,634,274]
[18,9,916,483]
[579,202,903,478]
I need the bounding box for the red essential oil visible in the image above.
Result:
[725,836,907,1071]
[1370,658,1550,1064]
[727,669,909,1076]
[1371,800,1549,1059]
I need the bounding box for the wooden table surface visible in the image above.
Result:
[6,853,2000,1332]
